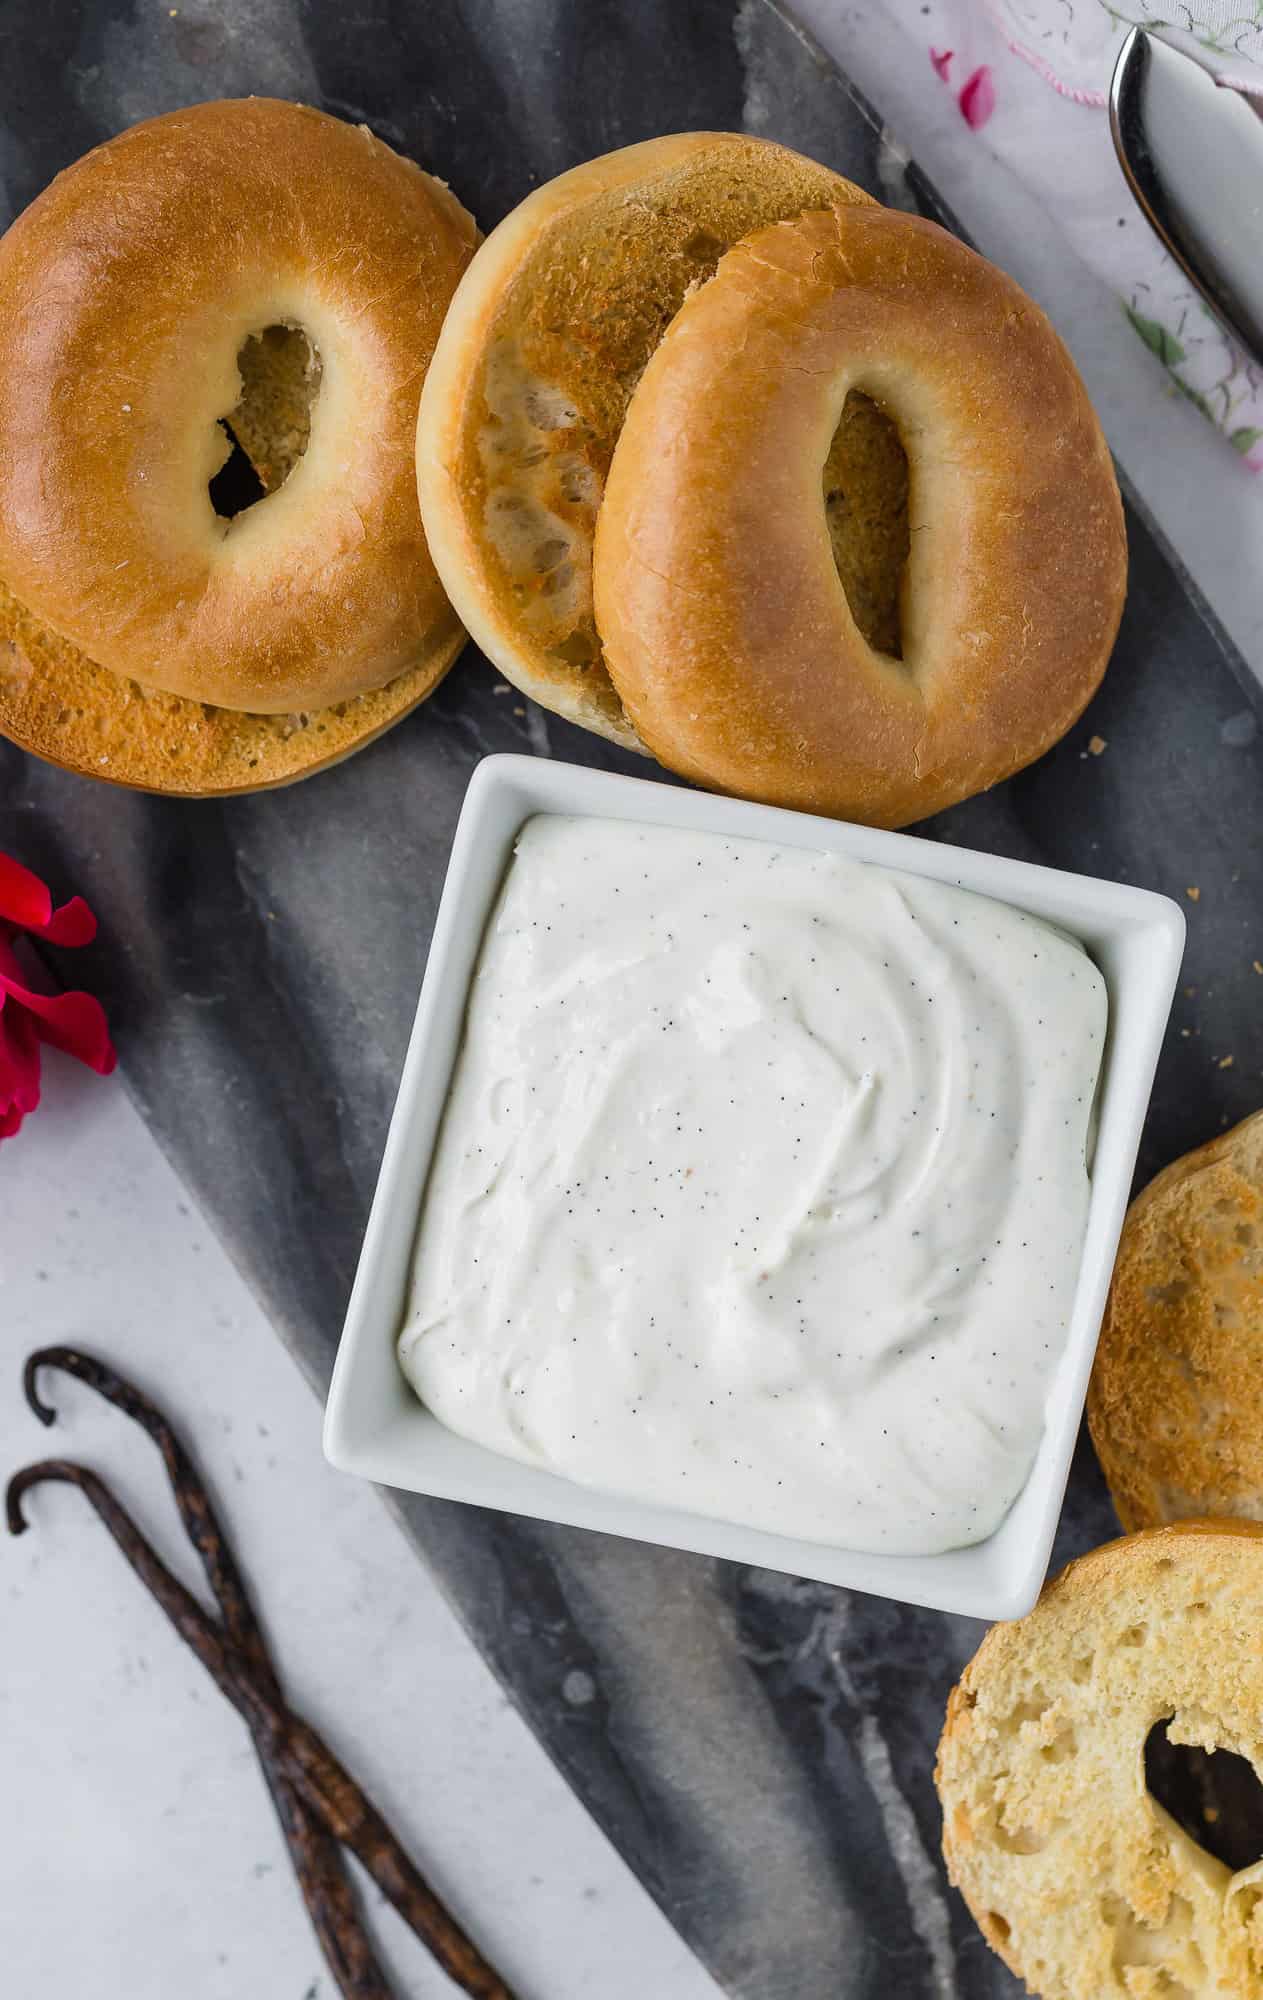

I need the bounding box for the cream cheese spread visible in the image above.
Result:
[399,815,1106,1554]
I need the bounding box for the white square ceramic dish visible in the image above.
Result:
[324,755,1184,1620]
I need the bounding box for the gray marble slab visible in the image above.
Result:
[3,3,1262,1993]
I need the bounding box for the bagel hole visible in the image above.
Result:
[1145,1717,1263,1872]
[209,425,267,518]
[211,324,322,520]
[823,390,909,660]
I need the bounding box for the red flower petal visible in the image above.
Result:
[0,992,41,1115]
[0,935,116,1076]
[930,46,954,81]
[0,852,53,931]
[40,895,98,947]
[959,65,996,129]
[0,853,98,943]
[20,987,115,1074]
[0,853,114,1138]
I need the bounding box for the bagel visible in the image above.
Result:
[936,1523,1263,1998]
[1089,1109,1263,1533]
[0,98,478,747]
[593,202,1127,828]
[415,133,874,748]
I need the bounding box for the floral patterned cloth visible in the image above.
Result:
[912,0,1263,464]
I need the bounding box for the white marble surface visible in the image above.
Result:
[0,1051,719,2000]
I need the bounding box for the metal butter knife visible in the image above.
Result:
[1111,24,1263,367]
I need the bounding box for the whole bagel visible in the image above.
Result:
[593,202,1127,828]
[937,1524,1263,1998]
[0,98,477,717]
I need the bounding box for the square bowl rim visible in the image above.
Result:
[324,753,1185,1621]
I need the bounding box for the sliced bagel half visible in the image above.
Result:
[415,132,872,749]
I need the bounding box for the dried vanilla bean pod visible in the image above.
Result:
[22,1348,392,2000]
[7,1458,516,2000]
[25,1348,275,1665]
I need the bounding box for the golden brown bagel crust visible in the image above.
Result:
[937,1522,1263,1999]
[1089,1108,1263,1533]
[0,575,463,796]
[0,98,477,715]
[415,133,873,748]
[593,203,1127,827]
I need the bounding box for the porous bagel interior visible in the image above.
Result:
[1089,1107,1263,1533]
[936,1524,1263,1999]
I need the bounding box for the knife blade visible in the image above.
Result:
[1110,24,1263,367]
